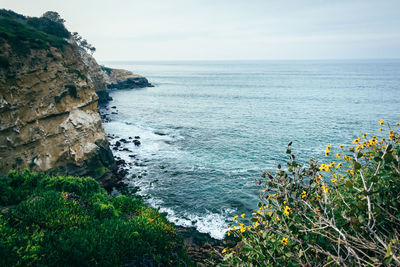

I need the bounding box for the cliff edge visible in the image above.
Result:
[0,10,116,186]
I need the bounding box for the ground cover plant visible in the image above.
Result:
[0,171,187,266]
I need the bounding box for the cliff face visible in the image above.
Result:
[0,13,114,185]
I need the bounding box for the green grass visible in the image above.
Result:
[0,170,188,266]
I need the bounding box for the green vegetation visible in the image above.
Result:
[0,9,69,53]
[100,66,113,75]
[223,122,400,266]
[0,170,187,266]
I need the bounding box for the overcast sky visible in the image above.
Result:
[2,0,400,61]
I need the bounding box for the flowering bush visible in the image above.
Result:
[223,121,400,266]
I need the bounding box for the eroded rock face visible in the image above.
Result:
[0,40,114,183]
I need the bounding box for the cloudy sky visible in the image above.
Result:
[2,0,400,61]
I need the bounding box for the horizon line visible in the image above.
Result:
[99,58,400,63]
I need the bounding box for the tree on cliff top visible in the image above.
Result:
[41,11,65,25]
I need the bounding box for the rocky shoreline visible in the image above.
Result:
[99,99,237,265]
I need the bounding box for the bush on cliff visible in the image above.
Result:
[223,122,400,266]
[0,170,187,266]
[0,9,68,53]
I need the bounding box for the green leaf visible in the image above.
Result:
[354,162,361,170]
[345,181,353,188]
[385,244,392,259]
[384,153,393,163]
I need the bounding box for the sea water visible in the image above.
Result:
[101,60,400,239]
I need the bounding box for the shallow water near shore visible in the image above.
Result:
[101,59,400,239]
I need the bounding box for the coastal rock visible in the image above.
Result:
[0,22,115,185]
[102,67,153,89]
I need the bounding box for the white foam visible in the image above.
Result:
[145,196,234,240]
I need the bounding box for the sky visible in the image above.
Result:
[2,0,400,61]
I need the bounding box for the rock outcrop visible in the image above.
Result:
[102,67,153,90]
[0,11,115,186]
[80,54,153,103]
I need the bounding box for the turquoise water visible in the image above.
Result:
[101,60,400,239]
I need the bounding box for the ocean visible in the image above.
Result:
[100,60,400,239]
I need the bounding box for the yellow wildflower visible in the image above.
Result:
[227,231,231,236]
[336,162,342,168]
[339,144,344,148]
[281,237,288,246]
[336,153,340,159]
[331,178,337,183]
[397,122,400,126]
[379,120,384,125]
[240,224,245,233]
[362,133,367,138]
[222,248,227,254]
[241,213,245,218]
[301,190,307,198]
[232,215,238,221]
[284,206,290,216]
[316,195,322,200]
[325,145,332,156]
[389,131,395,141]
[322,185,329,193]
[353,138,360,144]
[227,224,230,229]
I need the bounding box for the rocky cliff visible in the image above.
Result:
[0,10,116,187]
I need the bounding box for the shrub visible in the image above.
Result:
[223,121,400,266]
[0,171,188,266]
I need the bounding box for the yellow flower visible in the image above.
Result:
[281,237,288,246]
[339,144,344,148]
[276,216,280,221]
[397,122,400,126]
[232,215,238,221]
[301,190,307,198]
[343,155,351,161]
[362,133,367,138]
[241,213,245,218]
[336,153,340,159]
[222,248,227,254]
[240,224,246,233]
[389,131,395,141]
[352,138,360,144]
[379,120,384,125]
[284,206,290,216]
[227,231,231,237]
[322,185,329,193]
[227,224,230,229]
[325,145,332,156]
[331,178,337,183]
[336,162,342,168]
[316,195,322,200]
